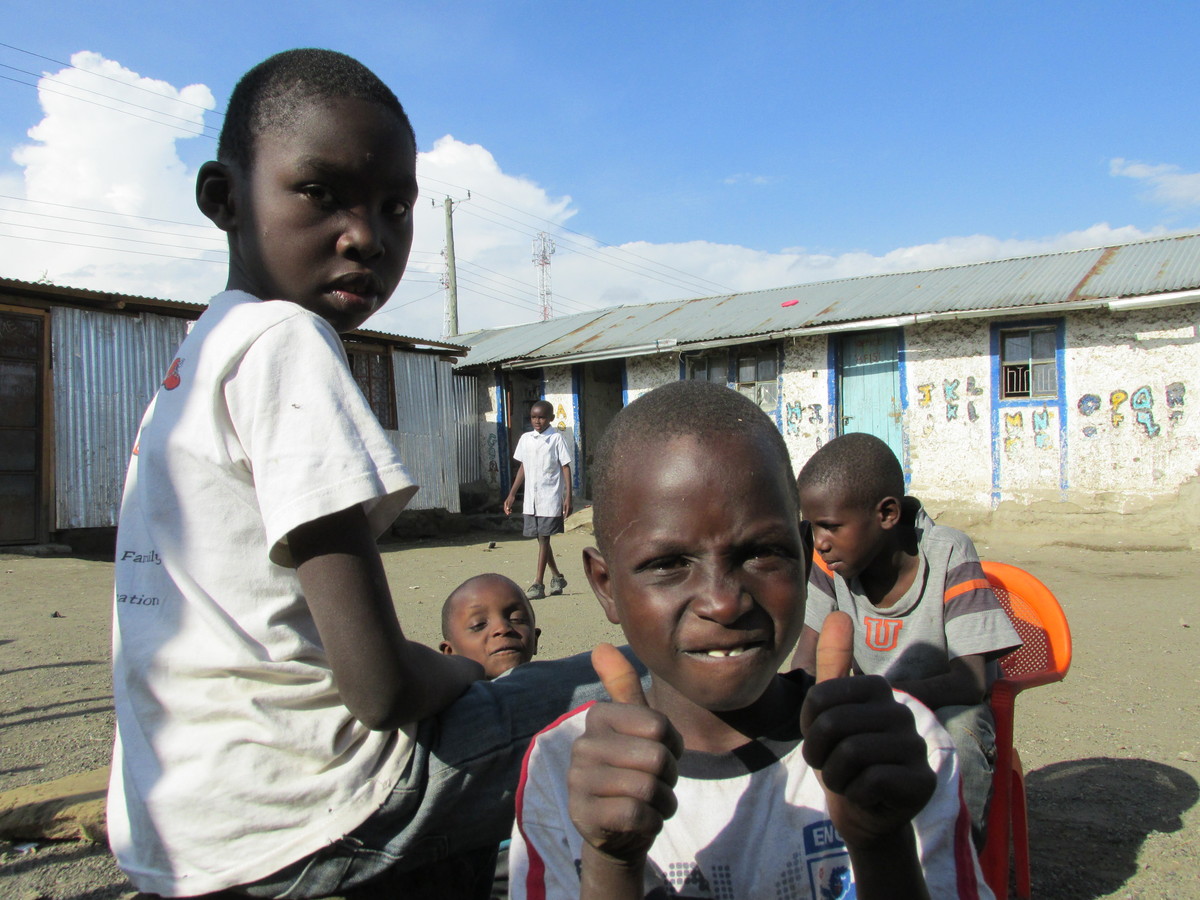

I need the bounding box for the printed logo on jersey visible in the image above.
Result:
[863,616,902,651]
[802,820,855,899]
[162,357,184,390]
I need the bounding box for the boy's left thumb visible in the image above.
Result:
[815,612,854,683]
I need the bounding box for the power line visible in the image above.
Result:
[418,174,733,295]
[455,258,598,314]
[0,195,217,231]
[0,41,222,116]
[0,207,226,244]
[0,62,220,136]
[0,230,227,263]
[0,219,224,252]
[0,73,214,140]
[462,205,719,299]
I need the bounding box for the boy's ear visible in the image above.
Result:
[438,641,454,656]
[196,160,238,233]
[531,627,541,656]
[876,496,902,531]
[583,546,621,625]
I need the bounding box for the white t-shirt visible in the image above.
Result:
[109,291,418,896]
[512,428,571,516]
[510,681,991,899]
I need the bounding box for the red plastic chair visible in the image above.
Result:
[978,561,1073,899]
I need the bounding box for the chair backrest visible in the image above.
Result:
[981,560,1072,691]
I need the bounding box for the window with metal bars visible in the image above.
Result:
[1000,327,1057,399]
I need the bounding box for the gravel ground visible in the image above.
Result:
[1,522,1197,899]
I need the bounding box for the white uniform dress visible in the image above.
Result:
[509,678,992,900]
[109,291,418,896]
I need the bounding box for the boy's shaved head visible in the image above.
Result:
[797,432,903,510]
[530,399,554,417]
[440,573,531,638]
[218,48,415,171]
[592,380,796,553]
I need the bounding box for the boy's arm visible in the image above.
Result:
[801,614,933,900]
[290,505,484,730]
[561,463,572,517]
[504,464,525,516]
[891,653,987,710]
[570,645,682,900]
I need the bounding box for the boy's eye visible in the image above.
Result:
[509,616,529,626]
[385,199,411,218]
[300,184,337,206]
[467,620,487,632]
[639,555,688,574]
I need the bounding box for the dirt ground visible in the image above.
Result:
[1,520,1198,899]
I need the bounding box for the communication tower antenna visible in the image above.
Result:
[533,231,556,321]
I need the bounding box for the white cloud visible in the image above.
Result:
[0,52,222,301]
[1110,157,1200,208]
[0,54,1178,342]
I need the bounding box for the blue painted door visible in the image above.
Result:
[839,330,903,461]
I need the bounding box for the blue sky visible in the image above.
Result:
[2,1,1199,339]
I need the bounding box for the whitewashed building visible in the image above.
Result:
[457,232,1200,524]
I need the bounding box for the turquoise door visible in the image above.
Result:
[839,330,903,461]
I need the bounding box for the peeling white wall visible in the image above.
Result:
[542,367,581,491]
[903,319,995,507]
[780,338,832,476]
[1064,306,1199,507]
[624,352,679,402]
[477,375,502,493]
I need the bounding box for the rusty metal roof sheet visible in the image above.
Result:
[457,231,1200,368]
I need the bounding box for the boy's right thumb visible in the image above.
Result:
[592,643,648,706]
[815,612,854,683]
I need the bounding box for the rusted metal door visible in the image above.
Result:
[0,309,45,544]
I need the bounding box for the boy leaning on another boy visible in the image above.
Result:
[108,48,637,899]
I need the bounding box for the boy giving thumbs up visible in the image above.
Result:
[506,381,991,900]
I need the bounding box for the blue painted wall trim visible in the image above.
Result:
[825,337,840,444]
[989,318,1067,504]
[897,329,911,487]
[773,344,784,432]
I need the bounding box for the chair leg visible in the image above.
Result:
[1012,754,1030,899]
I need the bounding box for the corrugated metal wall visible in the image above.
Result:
[453,372,481,483]
[51,310,471,525]
[390,351,461,512]
[52,307,189,529]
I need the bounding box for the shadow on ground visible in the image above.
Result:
[1025,757,1198,899]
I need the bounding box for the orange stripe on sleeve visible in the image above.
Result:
[813,553,835,578]
[943,578,991,604]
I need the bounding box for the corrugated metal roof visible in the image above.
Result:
[457,230,1200,368]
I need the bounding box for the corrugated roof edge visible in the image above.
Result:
[0,275,205,311]
[454,229,1200,369]
[0,275,467,352]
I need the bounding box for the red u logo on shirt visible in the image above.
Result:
[863,616,902,651]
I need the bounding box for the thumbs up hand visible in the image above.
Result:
[799,612,937,848]
[568,643,683,889]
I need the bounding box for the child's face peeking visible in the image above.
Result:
[440,577,539,679]
[223,98,418,333]
[799,485,891,583]
[584,432,805,741]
